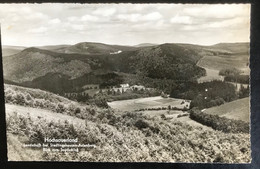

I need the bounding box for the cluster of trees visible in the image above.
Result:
[130,44,206,81]
[190,96,225,109]
[170,81,237,109]
[135,105,188,112]
[98,73,124,89]
[189,108,249,133]
[219,68,249,84]
[65,92,91,102]
[219,68,241,76]
[96,87,161,102]
[238,85,250,98]
[224,75,249,84]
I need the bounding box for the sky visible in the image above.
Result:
[0,3,250,47]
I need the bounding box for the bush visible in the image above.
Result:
[6,109,250,163]
[219,68,241,76]
[75,107,81,115]
[56,103,66,113]
[177,113,189,118]
[134,119,150,129]
[224,75,249,84]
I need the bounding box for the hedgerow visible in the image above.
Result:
[189,108,249,133]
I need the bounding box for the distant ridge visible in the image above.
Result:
[134,43,158,47]
[2,41,249,95]
[2,45,26,57]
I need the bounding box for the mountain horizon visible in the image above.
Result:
[2,41,250,48]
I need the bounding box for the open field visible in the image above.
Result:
[197,54,249,83]
[197,54,249,73]
[139,109,213,131]
[203,97,250,122]
[107,96,190,112]
[197,67,224,83]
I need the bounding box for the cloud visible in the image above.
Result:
[117,12,162,22]
[143,12,162,21]
[71,24,84,31]
[170,15,192,24]
[117,13,141,22]
[93,8,116,16]
[67,16,77,22]
[81,14,99,22]
[183,4,249,19]
[48,18,61,24]
[0,4,250,46]
[21,6,32,14]
[67,15,99,22]
[207,17,247,28]
[181,16,248,32]
[27,12,49,20]
[28,26,48,33]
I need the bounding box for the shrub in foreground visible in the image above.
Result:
[6,110,250,163]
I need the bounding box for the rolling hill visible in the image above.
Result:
[35,44,71,51]
[208,43,249,72]
[2,42,249,94]
[195,42,250,82]
[134,43,158,47]
[203,97,250,122]
[2,47,98,83]
[209,42,249,54]
[2,46,26,57]
[50,42,137,55]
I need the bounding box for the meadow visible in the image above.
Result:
[107,96,190,112]
[203,97,250,122]
[196,54,249,83]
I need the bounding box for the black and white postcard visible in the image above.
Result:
[0,3,251,163]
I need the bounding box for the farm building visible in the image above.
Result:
[120,84,130,88]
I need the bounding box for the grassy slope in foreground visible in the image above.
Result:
[203,97,250,122]
[5,84,250,163]
[6,103,250,163]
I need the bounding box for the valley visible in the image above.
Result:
[2,42,250,163]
